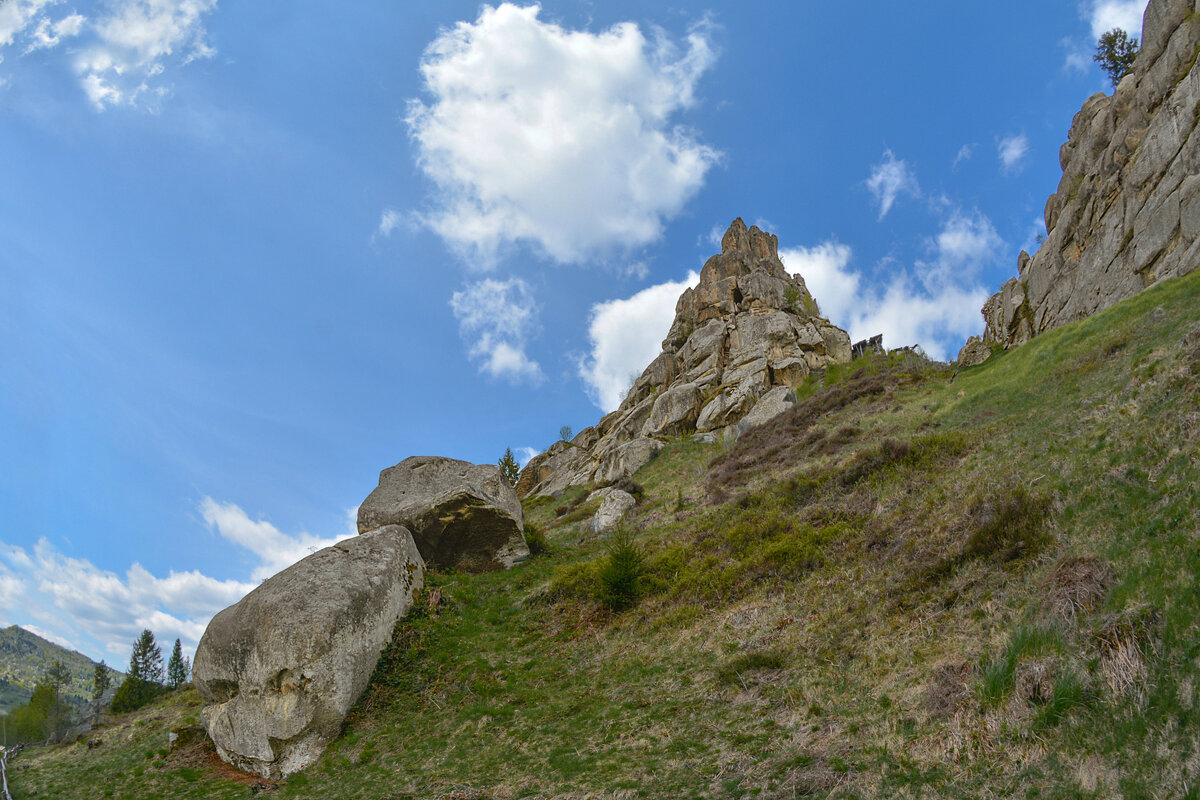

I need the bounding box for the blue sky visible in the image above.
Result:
[0,0,1149,664]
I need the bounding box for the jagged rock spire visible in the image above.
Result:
[517,218,852,498]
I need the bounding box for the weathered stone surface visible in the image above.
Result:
[735,386,797,435]
[956,336,992,367]
[193,526,424,779]
[516,218,850,497]
[982,0,1200,348]
[642,382,704,437]
[594,437,662,484]
[358,456,528,571]
[589,489,636,534]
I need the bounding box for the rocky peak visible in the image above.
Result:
[518,218,851,498]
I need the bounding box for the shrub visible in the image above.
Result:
[523,523,550,556]
[596,527,645,612]
[111,677,163,714]
[608,475,644,498]
[962,485,1052,562]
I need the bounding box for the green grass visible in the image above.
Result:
[12,267,1200,798]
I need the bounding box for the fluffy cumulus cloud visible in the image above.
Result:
[998,133,1030,173]
[406,4,719,265]
[781,211,1000,361]
[0,0,219,109]
[0,499,354,661]
[578,271,699,412]
[866,150,919,220]
[450,277,544,383]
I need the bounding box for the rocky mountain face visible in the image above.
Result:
[983,0,1200,347]
[519,218,851,498]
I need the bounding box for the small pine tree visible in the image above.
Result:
[128,629,164,685]
[93,659,112,699]
[166,638,188,689]
[1094,28,1139,87]
[113,629,165,713]
[498,447,520,487]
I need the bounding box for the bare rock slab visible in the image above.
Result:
[193,525,425,779]
[358,456,529,572]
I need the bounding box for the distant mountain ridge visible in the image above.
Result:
[0,625,120,712]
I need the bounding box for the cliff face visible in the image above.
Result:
[984,0,1200,347]
[518,218,851,498]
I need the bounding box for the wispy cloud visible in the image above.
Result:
[866,149,919,219]
[0,0,219,109]
[998,133,1029,173]
[406,4,719,266]
[450,277,544,384]
[952,143,975,168]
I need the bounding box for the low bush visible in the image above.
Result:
[523,523,550,556]
[596,528,645,612]
[962,485,1052,562]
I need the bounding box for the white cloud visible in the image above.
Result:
[1062,36,1091,73]
[0,0,60,53]
[952,144,975,168]
[578,271,699,412]
[200,497,354,583]
[780,211,1000,361]
[866,149,919,219]
[779,241,857,326]
[0,535,257,663]
[450,277,544,383]
[75,0,218,110]
[377,209,404,238]
[998,133,1029,173]
[916,209,1002,290]
[406,3,719,265]
[515,446,540,467]
[1089,0,1148,39]
[24,11,84,52]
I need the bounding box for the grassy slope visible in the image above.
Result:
[11,268,1200,799]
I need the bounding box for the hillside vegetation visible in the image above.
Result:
[0,626,117,712]
[11,267,1200,798]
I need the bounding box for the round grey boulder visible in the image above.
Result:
[193,525,424,779]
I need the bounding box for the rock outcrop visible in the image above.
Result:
[519,219,851,497]
[956,336,992,367]
[193,525,424,779]
[357,456,529,572]
[588,488,637,534]
[983,0,1200,348]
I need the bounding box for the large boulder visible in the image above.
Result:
[193,525,425,779]
[357,456,529,571]
[589,489,636,534]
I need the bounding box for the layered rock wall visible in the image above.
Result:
[518,219,851,497]
[984,0,1200,346]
